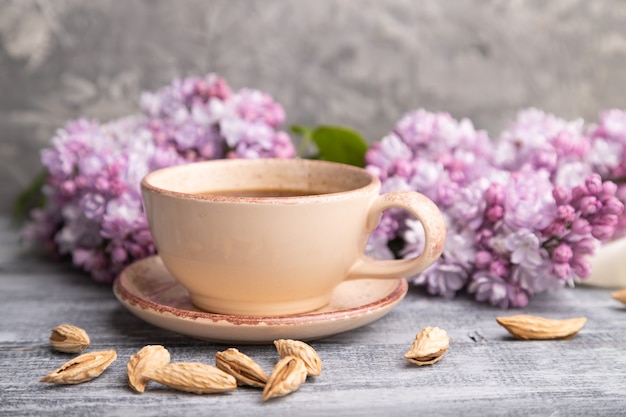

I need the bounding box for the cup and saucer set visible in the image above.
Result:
[114,159,446,343]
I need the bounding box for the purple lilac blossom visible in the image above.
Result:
[22,74,295,283]
[22,86,626,307]
[493,108,589,174]
[365,109,493,258]
[366,108,624,308]
[585,109,626,237]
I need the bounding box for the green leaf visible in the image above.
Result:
[291,124,316,158]
[291,124,314,138]
[12,169,47,224]
[310,125,368,167]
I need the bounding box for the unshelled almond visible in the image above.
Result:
[127,345,171,393]
[49,324,90,353]
[496,314,587,340]
[274,339,322,376]
[144,362,237,394]
[40,350,117,384]
[215,348,268,388]
[404,326,449,366]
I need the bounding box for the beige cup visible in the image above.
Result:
[141,158,446,316]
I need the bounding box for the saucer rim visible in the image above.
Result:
[113,255,408,327]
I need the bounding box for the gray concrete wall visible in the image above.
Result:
[2,0,626,215]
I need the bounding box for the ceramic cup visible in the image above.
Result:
[141,158,446,316]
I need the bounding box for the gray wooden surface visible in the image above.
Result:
[1,215,626,417]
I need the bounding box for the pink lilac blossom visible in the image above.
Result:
[585,109,626,237]
[22,74,295,283]
[493,108,590,174]
[366,108,624,308]
[365,109,493,242]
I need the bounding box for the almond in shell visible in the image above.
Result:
[40,350,117,384]
[274,339,322,376]
[495,314,587,340]
[127,345,171,393]
[404,326,449,366]
[144,362,237,394]
[49,324,90,353]
[611,288,626,305]
[262,356,307,401]
[215,348,268,388]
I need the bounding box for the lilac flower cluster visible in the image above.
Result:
[141,76,294,161]
[585,109,626,237]
[365,108,625,308]
[22,74,295,283]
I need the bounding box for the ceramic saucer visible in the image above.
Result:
[113,256,408,344]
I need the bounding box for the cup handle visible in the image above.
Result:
[346,191,446,280]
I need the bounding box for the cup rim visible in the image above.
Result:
[141,158,380,203]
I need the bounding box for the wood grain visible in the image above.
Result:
[1,216,626,416]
